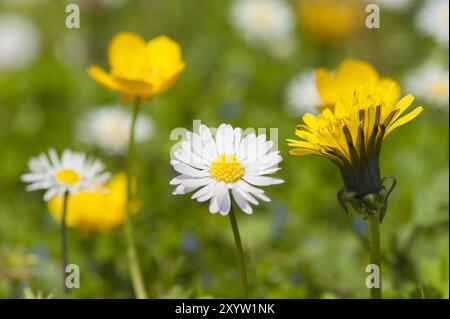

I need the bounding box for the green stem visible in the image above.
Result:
[228,203,249,298]
[124,97,147,299]
[370,215,382,299]
[61,191,69,298]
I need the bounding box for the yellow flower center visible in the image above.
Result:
[209,154,244,183]
[55,169,81,185]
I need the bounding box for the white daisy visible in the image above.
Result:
[0,14,40,71]
[78,106,154,154]
[405,63,449,109]
[285,70,322,116]
[416,0,449,46]
[170,123,284,215]
[230,0,294,44]
[21,149,111,201]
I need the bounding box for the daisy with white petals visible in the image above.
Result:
[21,149,110,297]
[416,0,449,46]
[170,123,284,215]
[21,149,111,201]
[170,123,283,297]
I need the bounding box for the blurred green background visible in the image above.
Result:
[0,0,448,298]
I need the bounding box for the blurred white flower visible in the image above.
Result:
[21,149,111,201]
[0,14,40,71]
[405,63,449,110]
[170,123,283,215]
[373,0,414,11]
[78,107,154,154]
[416,0,449,46]
[230,0,294,44]
[285,71,322,116]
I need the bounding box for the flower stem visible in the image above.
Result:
[124,97,147,299]
[61,191,69,298]
[228,203,249,298]
[369,215,382,299]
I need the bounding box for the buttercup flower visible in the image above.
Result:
[285,70,322,116]
[230,0,294,44]
[416,0,449,46]
[21,149,111,201]
[405,63,449,109]
[48,173,139,232]
[170,123,284,215]
[87,32,185,99]
[315,59,400,112]
[78,106,154,154]
[288,61,423,215]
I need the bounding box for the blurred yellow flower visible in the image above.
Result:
[48,173,140,232]
[297,0,364,44]
[87,32,185,99]
[315,59,400,111]
[288,61,423,201]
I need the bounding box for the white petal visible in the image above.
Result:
[209,196,220,214]
[43,188,57,201]
[192,181,216,200]
[215,124,227,155]
[170,160,209,178]
[218,190,231,216]
[243,175,284,186]
[232,188,253,214]
[233,128,242,154]
[246,167,281,176]
[172,183,198,195]
[180,177,212,188]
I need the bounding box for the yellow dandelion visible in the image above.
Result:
[87,32,185,99]
[288,60,423,299]
[48,173,139,233]
[288,61,423,217]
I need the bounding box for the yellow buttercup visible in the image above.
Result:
[48,173,140,232]
[87,32,185,99]
[315,59,400,111]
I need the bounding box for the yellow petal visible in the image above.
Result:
[315,68,339,106]
[145,35,185,93]
[379,77,400,103]
[114,78,156,98]
[108,32,149,80]
[147,35,183,71]
[289,148,320,156]
[385,106,423,136]
[87,65,124,92]
[302,113,318,129]
[153,62,186,94]
[335,59,379,88]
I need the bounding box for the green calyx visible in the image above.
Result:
[337,176,397,222]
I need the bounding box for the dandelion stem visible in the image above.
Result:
[369,215,382,299]
[61,191,69,298]
[228,203,249,298]
[124,97,148,299]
